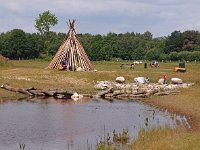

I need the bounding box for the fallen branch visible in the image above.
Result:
[154,91,180,96]
[95,87,113,98]
[1,84,75,99]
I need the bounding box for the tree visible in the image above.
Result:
[1,29,27,59]
[35,10,58,56]
[143,31,153,40]
[145,48,162,60]
[164,31,183,54]
[182,30,198,51]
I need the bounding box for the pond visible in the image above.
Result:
[0,98,190,150]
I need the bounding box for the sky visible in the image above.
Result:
[0,0,200,37]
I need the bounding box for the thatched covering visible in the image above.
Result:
[47,20,94,71]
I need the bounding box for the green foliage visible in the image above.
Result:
[189,51,200,61]
[182,30,199,51]
[35,10,58,36]
[39,54,53,61]
[145,48,162,60]
[164,30,183,54]
[1,20,200,62]
[158,53,168,61]
[178,51,190,61]
[169,52,179,61]
[0,29,41,59]
[35,10,58,56]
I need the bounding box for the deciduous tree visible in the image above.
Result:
[35,10,58,56]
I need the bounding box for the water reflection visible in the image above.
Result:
[0,98,190,150]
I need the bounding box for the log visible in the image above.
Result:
[17,88,33,96]
[1,84,33,96]
[154,91,180,96]
[42,91,55,96]
[95,87,113,98]
[28,90,46,96]
[1,84,17,92]
[0,84,75,99]
[154,92,170,96]
[112,91,125,97]
[115,94,147,99]
[55,94,65,99]
[25,87,37,91]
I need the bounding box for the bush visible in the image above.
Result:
[158,53,169,61]
[145,48,161,60]
[39,54,53,61]
[169,52,179,61]
[178,51,190,61]
[189,51,200,61]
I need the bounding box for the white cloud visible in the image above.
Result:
[0,0,200,37]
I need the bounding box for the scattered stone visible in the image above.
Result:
[94,81,109,90]
[71,92,83,101]
[134,77,145,84]
[115,76,125,83]
[93,76,194,99]
[171,78,183,84]
[76,67,83,72]
[158,78,165,85]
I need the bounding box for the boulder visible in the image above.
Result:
[71,92,83,101]
[115,76,125,83]
[158,78,165,84]
[115,83,124,89]
[134,77,145,84]
[182,83,189,88]
[94,81,108,90]
[171,78,183,84]
[76,67,83,72]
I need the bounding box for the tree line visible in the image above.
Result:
[0,11,200,61]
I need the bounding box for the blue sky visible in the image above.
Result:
[0,0,200,37]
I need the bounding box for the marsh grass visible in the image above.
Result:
[19,144,26,150]
[129,127,200,150]
[0,60,200,149]
[96,129,130,150]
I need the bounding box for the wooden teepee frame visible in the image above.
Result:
[48,20,94,71]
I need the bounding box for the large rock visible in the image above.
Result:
[71,92,83,101]
[76,67,83,72]
[94,81,109,90]
[171,78,183,84]
[115,76,125,83]
[134,77,145,84]
[158,78,165,84]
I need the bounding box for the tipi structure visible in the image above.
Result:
[48,20,94,71]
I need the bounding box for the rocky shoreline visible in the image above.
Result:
[1,76,194,101]
[94,76,194,99]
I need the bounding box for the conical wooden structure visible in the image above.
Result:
[48,20,94,71]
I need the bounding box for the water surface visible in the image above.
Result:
[0,98,190,150]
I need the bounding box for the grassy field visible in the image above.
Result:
[0,60,200,149]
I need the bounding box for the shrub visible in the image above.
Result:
[169,52,179,61]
